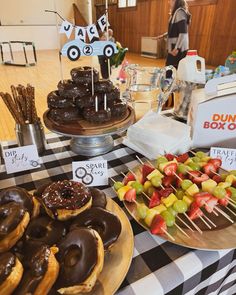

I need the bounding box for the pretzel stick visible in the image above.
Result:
[10,85,22,114]
[0,92,24,124]
[6,93,25,124]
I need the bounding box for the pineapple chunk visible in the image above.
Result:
[201,179,217,193]
[186,184,199,196]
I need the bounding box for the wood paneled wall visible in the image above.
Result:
[98,0,236,66]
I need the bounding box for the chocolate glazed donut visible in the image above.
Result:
[14,245,59,295]
[90,188,107,209]
[25,216,67,249]
[94,80,113,93]
[0,203,30,253]
[49,107,79,123]
[57,80,90,98]
[0,252,23,295]
[70,207,122,250]
[56,228,104,293]
[0,187,34,216]
[82,107,111,123]
[41,180,92,220]
[47,91,74,109]
[70,67,99,84]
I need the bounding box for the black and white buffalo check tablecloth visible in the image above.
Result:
[0,133,236,295]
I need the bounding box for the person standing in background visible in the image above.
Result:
[98,28,115,79]
[158,0,191,73]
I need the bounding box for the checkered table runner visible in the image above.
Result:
[0,133,235,295]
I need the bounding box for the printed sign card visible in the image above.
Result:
[210,147,236,171]
[73,160,108,186]
[3,145,40,174]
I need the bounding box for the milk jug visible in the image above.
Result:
[177,50,206,84]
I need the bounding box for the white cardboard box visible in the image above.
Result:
[188,74,236,148]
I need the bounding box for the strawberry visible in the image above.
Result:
[192,173,209,186]
[188,170,201,181]
[162,175,175,187]
[218,198,229,206]
[164,163,177,176]
[149,191,161,208]
[123,172,136,185]
[175,153,189,163]
[150,215,167,234]
[194,192,212,207]
[204,197,218,213]
[203,163,217,177]
[232,181,236,188]
[142,164,155,182]
[188,202,203,220]
[124,188,136,202]
[212,174,222,184]
[176,173,186,188]
[159,187,174,198]
[165,153,175,161]
[208,158,222,169]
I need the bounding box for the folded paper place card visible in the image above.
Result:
[73,160,108,186]
[3,145,40,174]
[210,147,236,171]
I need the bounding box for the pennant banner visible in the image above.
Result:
[97,14,110,32]
[59,14,109,41]
[59,20,73,38]
[75,26,86,42]
[87,24,99,41]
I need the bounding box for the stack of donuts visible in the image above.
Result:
[0,180,122,294]
[47,66,127,124]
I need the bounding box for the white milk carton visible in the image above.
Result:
[188,74,236,148]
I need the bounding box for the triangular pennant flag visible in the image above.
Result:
[75,26,86,42]
[87,24,99,41]
[97,14,110,32]
[59,20,73,39]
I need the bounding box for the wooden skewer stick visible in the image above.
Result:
[174,222,190,238]
[189,150,196,156]
[110,177,116,183]
[128,169,137,178]
[212,209,219,216]
[173,171,183,181]
[162,228,175,241]
[220,167,229,173]
[146,159,155,167]
[214,206,234,223]
[225,206,236,217]
[160,184,165,190]
[202,214,217,228]
[170,184,177,192]
[198,214,211,229]
[183,213,203,234]
[226,197,236,205]
[142,192,151,200]
[136,155,144,165]
[176,215,194,232]
[227,200,236,209]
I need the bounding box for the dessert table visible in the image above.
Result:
[0,133,236,295]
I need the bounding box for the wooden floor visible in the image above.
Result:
[0,50,165,141]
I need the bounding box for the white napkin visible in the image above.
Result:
[123,111,193,159]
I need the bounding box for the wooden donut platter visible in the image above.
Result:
[43,106,135,136]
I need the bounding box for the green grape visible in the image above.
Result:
[221,173,228,181]
[213,187,226,199]
[156,156,168,167]
[181,179,193,191]
[150,176,162,188]
[229,170,236,176]
[161,211,175,227]
[192,156,201,163]
[113,181,124,191]
[131,181,143,195]
[167,207,177,217]
[188,162,201,171]
[137,203,148,219]
[177,164,189,174]
[147,186,156,197]
[226,187,236,201]
[196,151,207,159]
[175,189,185,200]
[173,200,188,213]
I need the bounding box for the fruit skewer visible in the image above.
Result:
[110,177,176,241]
[136,156,235,228]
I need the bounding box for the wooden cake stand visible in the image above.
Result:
[43,106,135,156]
